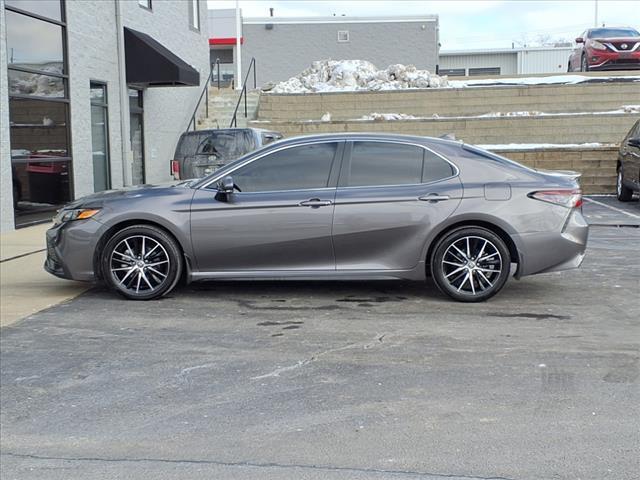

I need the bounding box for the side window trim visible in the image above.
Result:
[338,140,458,189]
[202,140,345,193]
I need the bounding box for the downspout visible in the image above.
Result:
[115,0,132,186]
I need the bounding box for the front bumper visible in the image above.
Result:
[587,50,640,70]
[513,208,589,277]
[44,219,104,282]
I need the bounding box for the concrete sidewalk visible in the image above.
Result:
[0,223,87,327]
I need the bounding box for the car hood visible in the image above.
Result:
[63,182,192,209]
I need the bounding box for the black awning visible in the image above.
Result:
[124,27,200,87]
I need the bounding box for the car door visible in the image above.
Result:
[190,141,343,272]
[332,140,463,271]
[570,31,586,70]
[623,121,640,186]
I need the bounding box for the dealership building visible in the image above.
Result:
[1,0,209,232]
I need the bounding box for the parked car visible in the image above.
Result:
[45,133,588,302]
[617,119,640,201]
[171,127,282,180]
[568,27,640,72]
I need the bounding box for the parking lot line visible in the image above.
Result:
[583,197,640,219]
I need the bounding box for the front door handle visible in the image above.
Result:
[299,198,333,207]
[419,194,450,202]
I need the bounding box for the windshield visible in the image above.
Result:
[589,28,640,38]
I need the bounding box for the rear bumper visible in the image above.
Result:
[514,208,589,277]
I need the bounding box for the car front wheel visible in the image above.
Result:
[431,227,511,302]
[616,168,634,202]
[581,55,590,72]
[101,225,183,300]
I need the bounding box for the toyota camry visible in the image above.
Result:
[45,133,588,302]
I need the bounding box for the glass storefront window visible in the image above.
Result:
[5,9,64,74]
[4,0,62,21]
[90,83,111,192]
[8,70,65,98]
[12,160,71,225]
[9,98,69,160]
[6,1,71,228]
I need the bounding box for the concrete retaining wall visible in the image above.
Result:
[258,80,640,121]
[493,147,619,194]
[251,113,637,145]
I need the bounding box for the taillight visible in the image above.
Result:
[170,160,180,180]
[528,189,583,208]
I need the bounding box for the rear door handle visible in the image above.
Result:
[419,194,450,202]
[299,198,333,207]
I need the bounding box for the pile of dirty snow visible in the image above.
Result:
[266,60,448,94]
[356,112,420,121]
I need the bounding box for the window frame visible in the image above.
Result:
[200,140,345,193]
[90,81,111,191]
[188,0,200,32]
[338,140,459,189]
[138,0,152,11]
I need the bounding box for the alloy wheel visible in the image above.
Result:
[441,236,503,296]
[109,235,170,294]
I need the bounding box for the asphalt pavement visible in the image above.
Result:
[1,198,639,480]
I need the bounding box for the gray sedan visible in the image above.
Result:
[45,133,588,302]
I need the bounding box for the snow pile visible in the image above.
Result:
[620,105,640,113]
[267,60,448,94]
[357,112,419,121]
[480,111,542,117]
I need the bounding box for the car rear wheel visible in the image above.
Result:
[431,227,511,302]
[101,225,182,300]
[616,168,634,202]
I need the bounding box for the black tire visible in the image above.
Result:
[101,225,183,300]
[581,55,589,72]
[431,227,511,302]
[616,167,634,202]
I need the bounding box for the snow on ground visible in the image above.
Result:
[265,60,640,94]
[450,74,640,88]
[346,106,640,121]
[267,60,447,93]
[477,143,617,151]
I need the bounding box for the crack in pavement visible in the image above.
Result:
[251,334,387,380]
[1,452,516,480]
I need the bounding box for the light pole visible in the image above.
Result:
[594,0,598,27]
[235,0,242,90]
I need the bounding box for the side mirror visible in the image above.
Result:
[217,175,235,194]
[575,37,584,44]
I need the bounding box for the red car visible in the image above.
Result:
[568,27,640,72]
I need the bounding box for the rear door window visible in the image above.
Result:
[343,141,454,187]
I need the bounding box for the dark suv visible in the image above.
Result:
[568,27,640,71]
[617,119,640,201]
[171,128,282,179]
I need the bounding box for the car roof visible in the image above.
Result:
[266,132,464,150]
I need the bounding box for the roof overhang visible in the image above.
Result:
[124,27,200,87]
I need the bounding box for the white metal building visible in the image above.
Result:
[439,47,575,76]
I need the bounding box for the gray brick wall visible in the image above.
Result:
[241,18,439,87]
[1,0,210,232]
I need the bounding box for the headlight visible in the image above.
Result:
[53,208,100,225]
[590,40,607,51]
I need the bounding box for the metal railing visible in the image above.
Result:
[230,57,257,128]
[187,59,221,131]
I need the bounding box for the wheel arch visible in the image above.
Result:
[424,219,520,277]
[93,218,191,281]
